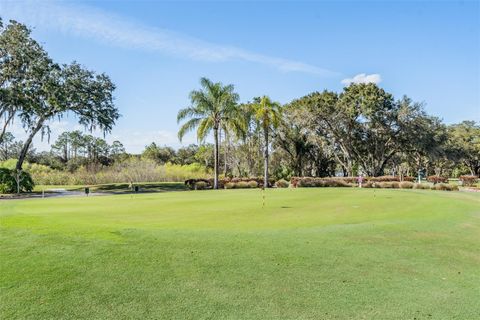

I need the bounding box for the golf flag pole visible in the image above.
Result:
[262,186,265,208]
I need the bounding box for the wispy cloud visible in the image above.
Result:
[0,0,338,76]
[341,73,382,85]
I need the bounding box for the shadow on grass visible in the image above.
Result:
[1,183,189,200]
[91,182,188,194]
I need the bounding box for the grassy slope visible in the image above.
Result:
[1,188,479,319]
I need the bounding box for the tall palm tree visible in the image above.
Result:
[177,77,241,189]
[252,96,282,188]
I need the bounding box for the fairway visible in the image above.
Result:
[1,188,479,319]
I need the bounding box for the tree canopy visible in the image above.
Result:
[0,19,119,171]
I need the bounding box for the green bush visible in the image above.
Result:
[293,177,352,188]
[297,178,322,187]
[449,184,460,191]
[399,181,414,189]
[235,181,250,189]
[195,181,208,190]
[275,179,289,188]
[362,181,374,188]
[291,176,411,188]
[324,179,350,187]
[370,176,399,182]
[432,183,458,191]
[0,159,17,169]
[0,168,35,193]
[0,183,10,194]
[24,158,212,186]
[413,183,430,190]
[224,182,235,189]
[247,181,258,188]
[378,182,394,188]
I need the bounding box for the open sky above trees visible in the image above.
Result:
[0,0,478,153]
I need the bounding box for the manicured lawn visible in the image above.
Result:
[1,188,479,319]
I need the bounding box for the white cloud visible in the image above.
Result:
[0,0,338,76]
[341,73,382,85]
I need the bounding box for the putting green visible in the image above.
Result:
[1,188,479,319]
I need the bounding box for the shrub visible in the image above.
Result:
[297,177,316,187]
[459,175,478,187]
[362,181,374,188]
[224,182,235,189]
[426,175,448,184]
[334,177,358,184]
[247,181,258,188]
[290,177,301,188]
[293,177,350,188]
[378,182,394,188]
[432,183,458,191]
[402,176,415,182]
[0,168,35,193]
[185,178,211,189]
[27,159,212,186]
[291,176,413,188]
[432,183,445,191]
[399,181,414,189]
[448,184,459,191]
[275,179,289,188]
[194,181,208,190]
[324,179,350,187]
[235,181,250,189]
[370,176,400,182]
[413,183,430,190]
[222,177,272,188]
[0,183,10,194]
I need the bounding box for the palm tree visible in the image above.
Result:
[252,96,282,188]
[177,77,241,189]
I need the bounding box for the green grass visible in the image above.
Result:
[1,188,479,319]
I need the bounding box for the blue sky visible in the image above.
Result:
[1,0,479,152]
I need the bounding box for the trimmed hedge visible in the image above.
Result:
[459,175,478,187]
[194,181,208,190]
[291,177,350,188]
[185,177,274,190]
[236,181,250,189]
[413,183,430,190]
[275,179,289,188]
[290,176,415,188]
[248,181,259,188]
[432,183,458,191]
[185,176,458,192]
[426,176,448,184]
[399,181,414,189]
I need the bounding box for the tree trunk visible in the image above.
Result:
[213,127,219,189]
[16,118,45,171]
[264,128,269,188]
[224,131,228,176]
[342,166,348,177]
